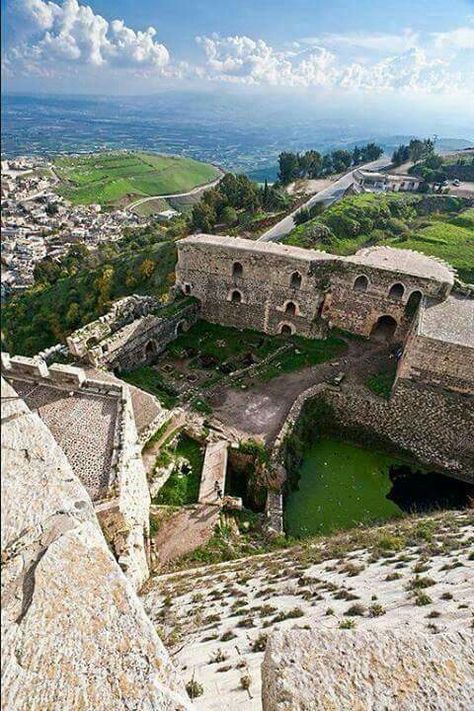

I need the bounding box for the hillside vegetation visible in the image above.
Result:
[2,232,177,356]
[283,193,474,283]
[54,151,220,207]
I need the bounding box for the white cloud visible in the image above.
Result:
[195,32,472,94]
[300,29,420,55]
[10,0,170,71]
[431,25,474,51]
[196,34,337,86]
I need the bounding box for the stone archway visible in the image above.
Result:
[370,315,398,342]
[278,322,294,336]
[145,340,157,361]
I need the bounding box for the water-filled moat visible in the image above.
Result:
[285,439,470,538]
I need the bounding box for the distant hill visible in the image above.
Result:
[54,151,220,208]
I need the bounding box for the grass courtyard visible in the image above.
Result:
[121,321,347,410]
[54,151,220,207]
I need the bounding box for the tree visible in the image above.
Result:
[362,143,384,161]
[392,144,410,166]
[191,201,217,232]
[139,259,156,279]
[331,149,352,172]
[278,152,300,184]
[352,146,363,165]
[221,206,237,226]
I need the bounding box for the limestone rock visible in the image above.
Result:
[262,628,474,711]
[1,378,191,710]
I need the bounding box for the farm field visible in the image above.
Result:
[53,151,220,207]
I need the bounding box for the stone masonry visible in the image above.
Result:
[1,377,191,711]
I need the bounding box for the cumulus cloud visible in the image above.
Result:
[196,34,337,86]
[195,32,472,93]
[10,0,170,71]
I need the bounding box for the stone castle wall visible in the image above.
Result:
[177,238,327,337]
[326,264,447,340]
[176,236,451,342]
[68,300,199,372]
[397,328,474,395]
[275,380,473,483]
[1,377,191,710]
[1,354,152,589]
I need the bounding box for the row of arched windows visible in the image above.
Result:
[232,262,302,289]
[230,289,298,315]
[353,274,422,303]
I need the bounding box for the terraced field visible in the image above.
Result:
[54,151,220,207]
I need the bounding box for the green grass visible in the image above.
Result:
[283,194,473,283]
[366,362,397,399]
[54,151,220,207]
[154,434,205,506]
[258,335,347,381]
[166,321,347,382]
[121,366,178,409]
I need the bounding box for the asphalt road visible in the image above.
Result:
[258,156,392,243]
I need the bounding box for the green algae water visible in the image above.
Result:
[285,439,404,538]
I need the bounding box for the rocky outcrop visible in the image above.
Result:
[1,378,191,710]
[262,628,474,711]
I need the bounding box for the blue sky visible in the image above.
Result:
[2,0,474,101]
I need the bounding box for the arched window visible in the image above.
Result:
[230,290,242,303]
[405,290,422,316]
[145,340,157,359]
[290,271,302,289]
[285,301,297,316]
[353,275,369,293]
[232,262,243,278]
[388,282,405,299]
[279,324,294,336]
[183,283,191,295]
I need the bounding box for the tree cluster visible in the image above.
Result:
[391,138,435,166]
[190,172,289,232]
[277,143,384,184]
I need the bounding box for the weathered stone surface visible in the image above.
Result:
[262,629,474,711]
[1,378,191,710]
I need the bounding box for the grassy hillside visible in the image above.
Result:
[54,151,220,207]
[284,193,474,283]
[2,235,177,356]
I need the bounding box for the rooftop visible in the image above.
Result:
[179,234,455,284]
[348,246,455,284]
[178,233,336,264]
[418,294,474,348]
[8,377,119,500]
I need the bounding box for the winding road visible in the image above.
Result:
[258,156,392,243]
[127,170,224,211]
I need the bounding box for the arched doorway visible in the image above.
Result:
[145,340,157,361]
[279,323,294,336]
[371,315,397,342]
[405,290,422,317]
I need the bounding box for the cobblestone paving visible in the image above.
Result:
[13,380,119,500]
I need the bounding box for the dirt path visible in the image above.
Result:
[209,339,391,443]
[152,504,219,569]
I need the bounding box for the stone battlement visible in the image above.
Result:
[2,352,152,588]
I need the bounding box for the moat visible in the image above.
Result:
[285,439,470,538]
